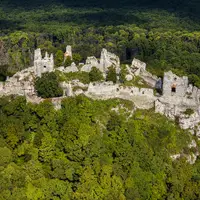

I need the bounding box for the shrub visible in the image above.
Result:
[64,56,72,67]
[35,72,63,98]
[89,67,103,82]
[183,108,194,116]
[106,66,117,83]
[73,53,82,65]
[55,50,64,67]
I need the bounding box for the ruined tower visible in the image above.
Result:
[162,71,188,97]
[34,49,54,77]
[64,45,72,60]
[99,48,120,73]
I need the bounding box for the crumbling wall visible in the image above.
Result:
[64,45,72,60]
[140,69,158,88]
[81,48,120,74]
[100,48,120,73]
[34,49,54,77]
[0,67,35,97]
[163,71,188,97]
[131,58,146,76]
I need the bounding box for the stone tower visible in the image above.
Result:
[162,71,188,97]
[34,48,54,77]
[64,45,72,60]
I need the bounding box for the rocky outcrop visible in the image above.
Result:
[131,58,146,76]
[81,56,98,72]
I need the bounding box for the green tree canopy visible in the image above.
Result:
[106,66,117,83]
[35,72,63,98]
[89,67,103,82]
[55,50,64,67]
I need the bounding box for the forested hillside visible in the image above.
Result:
[1,1,200,199]
[0,95,200,199]
[1,0,200,85]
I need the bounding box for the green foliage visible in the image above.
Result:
[56,70,90,84]
[0,65,9,81]
[89,67,103,82]
[119,64,127,83]
[184,108,194,116]
[2,4,200,86]
[189,74,200,88]
[0,147,12,166]
[35,72,63,98]
[0,95,198,199]
[106,66,117,83]
[1,1,200,198]
[64,56,72,67]
[55,50,64,67]
[73,53,82,65]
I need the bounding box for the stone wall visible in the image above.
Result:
[0,67,35,97]
[64,45,72,59]
[131,58,146,76]
[163,71,188,97]
[86,82,156,109]
[81,48,120,75]
[34,49,54,77]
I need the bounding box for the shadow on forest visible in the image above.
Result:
[1,0,200,25]
[0,20,22,33]
[35,10,147,26]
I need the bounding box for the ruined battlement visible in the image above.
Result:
[80,48,120,75]
[163,71,188,97]
[1,46,200,141]
[34,48,54,77]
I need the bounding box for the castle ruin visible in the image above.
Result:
[81,48,120,75]
[162,71,188,97]
[64,45,72,60]
[34,48,54,77]
[1,46,200,150]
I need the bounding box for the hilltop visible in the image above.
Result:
[1,2,200,199]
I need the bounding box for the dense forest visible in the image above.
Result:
[0,95,200,200]
[1,0,200,85]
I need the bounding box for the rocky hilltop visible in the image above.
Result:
[1,46,200,163]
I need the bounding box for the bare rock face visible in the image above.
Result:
[130,58,158,87]
[86,56,99,66]
[179,112,200,130]
[81,56,98,72]
[60,81,73,97]
[64,62,79,73]
[0,40,9,66]
[125,74,133,81]
[81,49,120,76]
[131,58,146,76]
[0,67,35,97]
